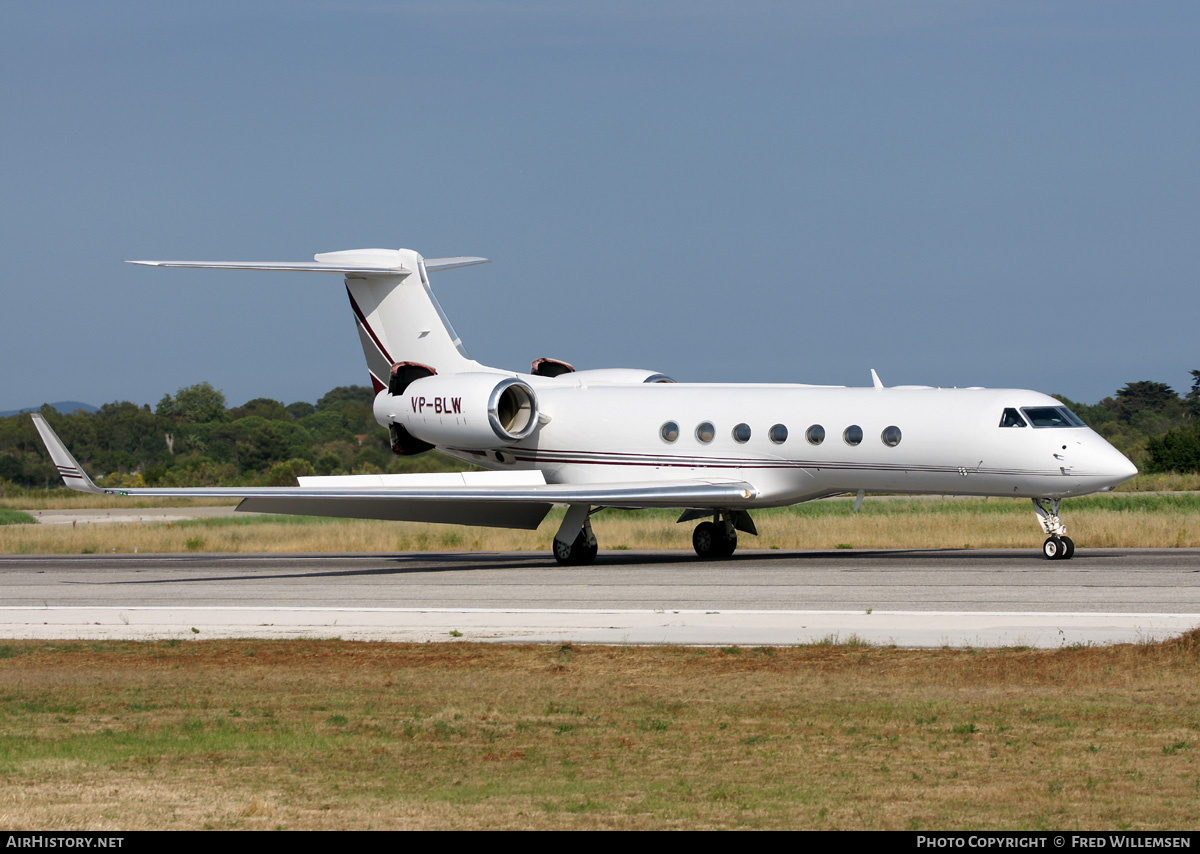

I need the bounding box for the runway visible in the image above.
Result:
[1,548,1198,647]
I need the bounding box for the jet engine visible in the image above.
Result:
[373,373,540,450]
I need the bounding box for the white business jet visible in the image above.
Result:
[33,247,1137,562]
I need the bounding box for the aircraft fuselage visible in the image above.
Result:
[430,382,1136,505]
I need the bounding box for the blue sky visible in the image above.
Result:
[3,1,1196,410]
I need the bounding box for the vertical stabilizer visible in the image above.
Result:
[322,249,482,392]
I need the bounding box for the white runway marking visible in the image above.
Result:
[3,606,1196,648]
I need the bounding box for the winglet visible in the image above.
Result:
[870,369,884,390]
[30,414,106,494]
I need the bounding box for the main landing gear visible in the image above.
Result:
[553,504,598,566]
[553,531,598,565]
[1033,498,1075,560]
[551,506,759,565]
[692,519,737,558]
[687,510,756,559]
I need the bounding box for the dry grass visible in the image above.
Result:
[0,492,239,511]
[2,495,1199,554]
[0,636,1198,829]
[1118,471,1200,492]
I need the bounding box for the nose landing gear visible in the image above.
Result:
[1034,498,1075,560]
[1042,534,1075,560]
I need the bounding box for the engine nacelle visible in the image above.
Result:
[373,373,539,449]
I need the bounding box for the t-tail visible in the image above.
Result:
[128,248,491,392]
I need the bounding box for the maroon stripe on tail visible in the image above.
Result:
[345,285,394,364]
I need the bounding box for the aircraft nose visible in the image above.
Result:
[1096,440,1138,487]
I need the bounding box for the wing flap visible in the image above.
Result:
[235,495,553,529]
[296,470,546,488]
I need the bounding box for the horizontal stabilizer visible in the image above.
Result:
[127,249,488,277]
[127,259,413,275]
[424,257,490,272]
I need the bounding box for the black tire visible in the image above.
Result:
[1061,536,1075,560]
[554,532,598,566]
[715,528,737,557]
[693,521,716,558]
[1043,536,1064,560]
[553,536,575,565]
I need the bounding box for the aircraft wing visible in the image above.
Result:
[32,415,756,530]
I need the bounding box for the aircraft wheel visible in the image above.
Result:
[1061,536,1075,559]
[1042,536,1066,560]
[693,522,716,558]
[554,532,598,566]
[715,528,737,557]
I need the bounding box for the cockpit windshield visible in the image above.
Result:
[999,408,1027,428]
[1020,406,1086,428]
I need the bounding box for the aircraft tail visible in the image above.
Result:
[128,248,490,393]
[330,249,485,393]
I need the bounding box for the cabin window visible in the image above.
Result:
[843,425,863,446]
[1021,407,1084,428]
[806,425,825,445]
[660,421,679,443]
[732,423,751,443]
[696,422,716,443]
[769,424,788,444]
[1000,408,1027,428]
[881,426,902,447]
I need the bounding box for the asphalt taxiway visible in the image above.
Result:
[1,548,1197,647]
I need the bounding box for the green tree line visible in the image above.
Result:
[0,382,464,490]
[1054,371,1200,473]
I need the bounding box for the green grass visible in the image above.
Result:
[2,637,1199,829]
[0,509,37,525]
[600,491,1200,520]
